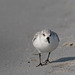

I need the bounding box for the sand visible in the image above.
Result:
[0,0,75,75]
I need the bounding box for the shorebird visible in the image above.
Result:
[32,29,59,67]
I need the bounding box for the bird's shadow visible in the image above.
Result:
[52,57,75,63]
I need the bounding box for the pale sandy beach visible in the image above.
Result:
[0,0,75,75]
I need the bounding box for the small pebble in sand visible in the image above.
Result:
[63,42,75,47]
[28,61,30,63]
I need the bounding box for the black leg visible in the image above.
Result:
[36,53,43,67]
[43,52,51,64]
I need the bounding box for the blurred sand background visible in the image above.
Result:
[0,0,75,75]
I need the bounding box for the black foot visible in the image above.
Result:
[43,59,51,65]
[36,63,43,67]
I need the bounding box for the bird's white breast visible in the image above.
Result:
[33,35,59,53]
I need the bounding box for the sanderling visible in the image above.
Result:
[32,29,59,67]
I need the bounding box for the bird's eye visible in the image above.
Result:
[43,34,45,36]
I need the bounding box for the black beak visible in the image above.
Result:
[47,37,50,43]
